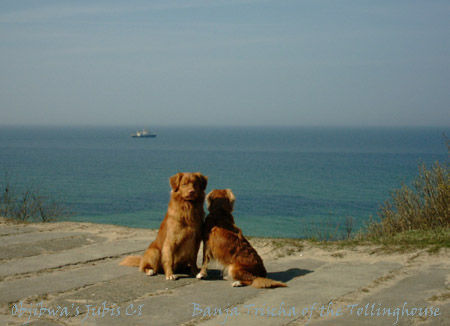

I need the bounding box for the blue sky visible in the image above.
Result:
[1,0,449,126]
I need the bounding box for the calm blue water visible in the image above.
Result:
[0,126,448,238]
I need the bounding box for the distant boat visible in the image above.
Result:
[131,129,157,138]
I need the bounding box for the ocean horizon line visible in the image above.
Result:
[1,124,449,130]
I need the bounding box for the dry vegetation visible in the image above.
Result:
[309,139,449,252]
[0,176,69,222]
[366,162,449,238]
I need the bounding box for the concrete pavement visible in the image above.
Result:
[0,219,447,325]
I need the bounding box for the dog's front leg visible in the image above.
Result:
[189,257,200,276]
[162,242,177,280]
[196,245,211,279]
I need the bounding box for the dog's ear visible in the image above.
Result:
[195,173,208,191]
[170,173,184,191]
[206,190,215,209]
[225,189,235,210]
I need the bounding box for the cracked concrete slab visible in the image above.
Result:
[308,265,449,326]
[195,260,402,326]
[0,225,37,236]
[0,234,106,260]
[0,220,448,326]
[1,231,88,246]
[0,239,149,278]
[0,259,137,304]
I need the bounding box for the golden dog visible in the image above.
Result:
[120,172,207,280]
[196,189,286,288]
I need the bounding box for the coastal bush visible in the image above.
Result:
[0,176,69,222]
[366,160,449,239]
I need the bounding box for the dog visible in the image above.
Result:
[196,189,286,288]
[120,172,207,280]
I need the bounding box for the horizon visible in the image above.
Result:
[1,123,450,130]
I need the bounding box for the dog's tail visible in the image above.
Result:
[119,255,141,267]
[251,277,287,288]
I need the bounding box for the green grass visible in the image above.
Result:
[304,228,449,253]
[367,227,450,253]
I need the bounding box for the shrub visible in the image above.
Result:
[0,176,69,223]
[366,161,449,238]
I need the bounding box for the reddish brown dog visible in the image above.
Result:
[120,172,207,280]
[196,189,286,288]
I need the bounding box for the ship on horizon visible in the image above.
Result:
[131,129,157,138]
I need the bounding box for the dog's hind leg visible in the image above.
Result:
[228,264,255,287]
[140,247,161,276]
[230,264,286,288]
[222,266,230,280]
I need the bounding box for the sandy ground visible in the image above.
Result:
[0,218,448,325]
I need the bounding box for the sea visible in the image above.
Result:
[0,126,448,239]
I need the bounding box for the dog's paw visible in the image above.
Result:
[145,269,156,276]
[166,274,178,281]
[196,272,207,279]
[232,281,243,287]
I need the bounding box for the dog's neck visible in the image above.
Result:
[168,194,205,223]
[208,210,235,225]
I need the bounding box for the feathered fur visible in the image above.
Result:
[119,172,207,280]
[197,189,286,288]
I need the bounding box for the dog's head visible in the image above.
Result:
[170,172,208,201]
[206,189,235,213]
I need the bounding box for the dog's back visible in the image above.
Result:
[200,189,286,288]
[204,213,266,277]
